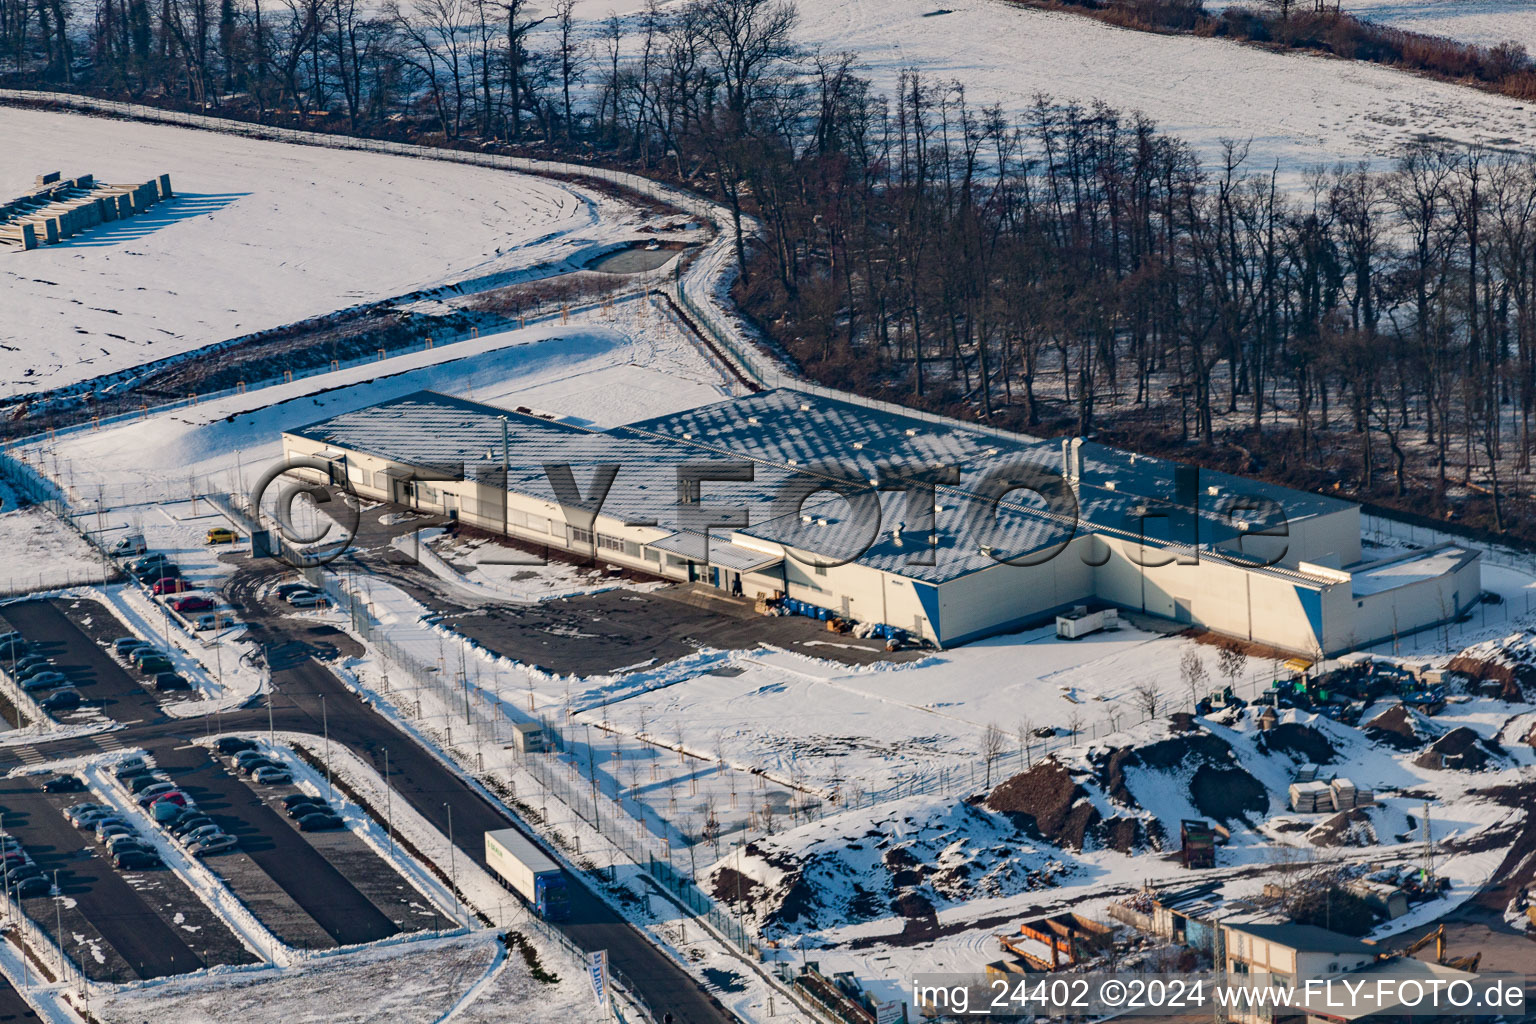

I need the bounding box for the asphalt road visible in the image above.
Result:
[223,564,737,1024]
[0,978,39,1024]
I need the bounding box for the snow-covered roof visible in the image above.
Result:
[1348,543,1478,597]
[286,389,1357,585]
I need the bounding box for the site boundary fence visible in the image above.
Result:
[0,448,122,597]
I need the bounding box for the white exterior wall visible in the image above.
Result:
[1325,556,1481,653]
[280,434,1476,656]
[924,537,1097,645]
[1091,536,1331,654]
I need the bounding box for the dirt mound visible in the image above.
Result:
[1446,630,1536,699]
[1091,728,1266,825]
[1413,726,1504,771]
[1256,723,1336,764]
[1190,764,1268,821]
[1364,703,1442,750]
[986,758,1101,850]
[1307,808,1378,847]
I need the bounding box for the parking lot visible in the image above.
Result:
[148,739,452,948]
[0,773,256,982]
[0,599,181,730]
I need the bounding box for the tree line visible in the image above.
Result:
[6,0,1536,534]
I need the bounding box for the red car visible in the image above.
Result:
[171,595,216,614]
[150,791,189,809]
[152,578,192,596]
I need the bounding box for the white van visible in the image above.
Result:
[110,533,147,558]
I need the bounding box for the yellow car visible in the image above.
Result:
[205,527,239,544]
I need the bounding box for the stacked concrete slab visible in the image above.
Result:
[0,170,173,249]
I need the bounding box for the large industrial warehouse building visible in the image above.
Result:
[281,389,1480,656]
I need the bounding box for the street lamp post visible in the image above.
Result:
[444,803,458,926]
[320,694,331,798]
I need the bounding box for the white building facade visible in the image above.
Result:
[279,389,1480,655]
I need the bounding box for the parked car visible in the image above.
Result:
[127,553,170,574]
[0,631,20,647]
[215,737,258,755]
[191,835,237,857]
[113,757,151,779]
[297,812,344,831]
[132,564,179,584]
[152,577,192,596]
[5,864,44,884]
[0,638,28,658]
[232,749,270,767]
[16,661,57,681]
[41,774,83,793]
[111,637,147,656]
[65,803,109,827]
[281,793,323,810]
[149,791,189,810]
[171,595,216,614]
[151,800,185,823]
[113,850,160,870]
[129,647,167,669]
[105,835,153,856]
[180,825,223,845]
[194,611,238,631]
[20,672,68,692]
[170,815,214,838]
[286,801,329,819]
[13,876,50,898]
[126,774,169,794]
[274,582,313,600]
[153,672,191,692]
[287,592,330,609]
[135,782,178,806]
[40,689,82,713]
[109,533,147,557]
[11,654,50,672]
[205,527,239,545]
[136,656,174,675]
[252,767,292,786]
[95,822,133,843]
[238,759,283,778]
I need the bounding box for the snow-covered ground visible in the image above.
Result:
[1327,0,1534,52]
[21,303,738,514]
[0,507,109,595]
[0,105,635,399]
[92,931,595,1024]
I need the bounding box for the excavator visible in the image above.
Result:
[1398,924,1483,973]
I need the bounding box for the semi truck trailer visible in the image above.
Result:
[485,828,570,920]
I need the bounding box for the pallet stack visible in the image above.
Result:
[0,171,173,250]
[1329,777,1358,811]
[1288,780,1331,813]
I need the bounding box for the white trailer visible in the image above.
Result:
[485,828,569,919]
[1056,605,1119,639]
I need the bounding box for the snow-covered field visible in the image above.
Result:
[0,507,109,594]
[1338,0,1534,51]
[553,0,1536,194]
[0,105,630,399]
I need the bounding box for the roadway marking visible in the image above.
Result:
[94,734,124,751]
[15,748,43,766]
